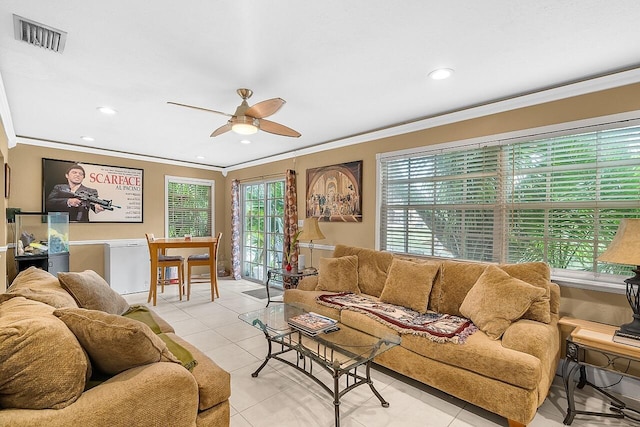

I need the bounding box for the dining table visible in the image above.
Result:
[147,236,218,306]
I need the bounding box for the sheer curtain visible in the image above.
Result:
[231,179,241,280]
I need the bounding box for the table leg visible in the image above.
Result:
[265,270,273,307]
[148,255,158,306]
[333,370,341,427]
[366,362,389,408]
[563,359,581,425]
[252,334,273,378]
[209,243,217,301]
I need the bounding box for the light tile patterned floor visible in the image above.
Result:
[123,277,640,427]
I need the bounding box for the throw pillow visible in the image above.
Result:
[315,255,360,293]
[500,262,552,323]
[0,297,89,409]
[379,259,440,313]
[54,307,180,375]
[58,270,130,315]
[459,265,546,340]
[2,266,78,308]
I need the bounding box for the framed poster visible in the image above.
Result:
[305,160,362,222]
[42,158,143,223]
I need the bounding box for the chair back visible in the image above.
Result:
[214,232,222,260]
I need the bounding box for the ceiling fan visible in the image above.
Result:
[168,88,301,138]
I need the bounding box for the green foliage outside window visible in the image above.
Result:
[380,123,640,278]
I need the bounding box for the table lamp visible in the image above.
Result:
[298,217,325,270]
[597,218,640,338]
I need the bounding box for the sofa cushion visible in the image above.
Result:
[316,255,360,293]
[54,307,180,375]
[500,262,551,323]
[399,326,543,390]
[0,297,89,409]
[334,245,394,297]
[379,259,439,313]
[58,270,130,315]
[459,266,546,339]
[430,260,486,316]
[1,266,78,308]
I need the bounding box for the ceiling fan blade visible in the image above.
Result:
[259,119,301,138]
[167,102,232,117]
[245,98,285,119]
[211,123,232,137]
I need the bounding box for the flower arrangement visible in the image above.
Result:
[285,230,302,269]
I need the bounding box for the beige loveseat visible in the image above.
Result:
[0,267,230,427]
[284,245,561,427]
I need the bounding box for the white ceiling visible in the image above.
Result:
[1,1,640,171]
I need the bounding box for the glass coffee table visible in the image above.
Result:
[239,304,400,427]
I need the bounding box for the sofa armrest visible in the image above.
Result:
[297,276,318,291]
[502,315,560,362]
[0,362,199,427]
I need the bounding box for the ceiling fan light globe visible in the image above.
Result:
[232,123,258,135]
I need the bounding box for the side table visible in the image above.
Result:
[265,267,318,306]
[559,317,640,425]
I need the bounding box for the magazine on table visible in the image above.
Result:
[288,312,338,336]
[613,330,640,348]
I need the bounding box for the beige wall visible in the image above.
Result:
[7,144,224,283]
[225,82,640,325]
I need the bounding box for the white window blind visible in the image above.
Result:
[379,122,640,284]
[165,177,214,237]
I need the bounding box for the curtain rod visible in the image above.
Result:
[236,171,291,183]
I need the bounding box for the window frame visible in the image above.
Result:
[376,111,640,294]
[164,175,215,238]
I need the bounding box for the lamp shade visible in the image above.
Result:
[598,219,640,266]
[299,217,325,242]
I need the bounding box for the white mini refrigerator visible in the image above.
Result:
[104,241,150,295]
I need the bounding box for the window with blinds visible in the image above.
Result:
[379,122,640,282]
[165,177,214,238]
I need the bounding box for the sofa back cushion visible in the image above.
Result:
[430,260,552,322]
[380,258,440,313]
[0,297,89,409]
[316,255,360,293]
[1,266,78,308]
[333,245,393,297]
[500,262,552,323]
[429,260,487,316]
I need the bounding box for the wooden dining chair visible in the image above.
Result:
[186,232,222,301]
[145,233,185,302]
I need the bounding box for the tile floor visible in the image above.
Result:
[123,277,640,427]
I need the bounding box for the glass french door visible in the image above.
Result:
[241,180,285,282]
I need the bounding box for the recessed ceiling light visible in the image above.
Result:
[240,139,251,144]
[428,68,454,80]
[80,136,95,142]
[97,106,117,115]
[196,155,205,160]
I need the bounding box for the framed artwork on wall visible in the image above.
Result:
[305,160,362,222]
[42,158,143,223]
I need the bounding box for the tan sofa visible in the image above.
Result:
[284,245,561,427]
[0,267,230,427]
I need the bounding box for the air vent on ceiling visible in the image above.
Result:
[13,14,67,53]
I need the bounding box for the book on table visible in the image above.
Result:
[288,312,338,336]
[612,330,640,348]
